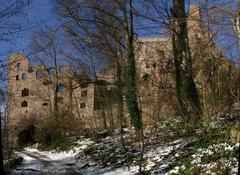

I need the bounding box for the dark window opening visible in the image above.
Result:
[25,110,28,114]
[80,103,86,108]
[57,84,64,93]
[22,88,29,97]
[152,63,157,68]
[16,75,19,80]
[48,68,55,75]
[21,101,28,107]
[145,63,150,69]
[36,70,44,78]
[142,73,149,81]
[80,83,88,88]
[43,80,52,86]
[57,97,63,102]
[81,90,88,97]
[16,63,21,68]
[159,50,165,58]
[42,103,48,106]
[22,73,28,80]
[166,60,173,69]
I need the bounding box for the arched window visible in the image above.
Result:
[21,101,28,107]
[22,88,29,97]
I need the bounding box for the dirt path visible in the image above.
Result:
[11,150,83,175]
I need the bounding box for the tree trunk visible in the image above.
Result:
[124,0,144,173]
[125,0,142,131]
[171,0,202,120]
[0,111,4,175]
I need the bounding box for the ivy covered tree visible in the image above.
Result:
[171,0,202,121]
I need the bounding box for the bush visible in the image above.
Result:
[17,124,36,146]
[193,117,233,149]
[37,128,53,145]
[36,128,72,151]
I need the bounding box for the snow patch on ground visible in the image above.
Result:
[103,166,139,175]
[10,134,238,174]
[24,138,93,161]
[11,138,94,174]
[168,142,238,175]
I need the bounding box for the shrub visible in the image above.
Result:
[36,128,72,151]
[17,124,36,146]
[37,128,53,145]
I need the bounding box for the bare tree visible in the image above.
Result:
[170,0,202,120]
[0,89,4,175]
[0,1,32,174]
[56,0,146,172]
[30,28,67,131]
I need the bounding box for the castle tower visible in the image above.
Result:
[7,53,101,146]
[7,53,32,146]
[187,5,203,38]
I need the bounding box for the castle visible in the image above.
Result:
[7,6,237,145]
[7,53,121,143]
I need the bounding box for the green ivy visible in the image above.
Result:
[17,124,36,146]
[125,45,142,130]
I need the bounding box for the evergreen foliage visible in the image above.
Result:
[171,0,202,120]
[37,128,53,145]
[125,46,142,130]
[17,124,36,146]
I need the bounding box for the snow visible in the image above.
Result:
[11,138,94,174]
[24,138,93,161]
[168,142,238,175]
[145,139,185,171]
[103,166,139,175]
[10,129,238,174]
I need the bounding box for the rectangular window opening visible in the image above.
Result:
[42,103,48,106]
[22,73,28,80]
[80,103,86,108]
[36,70,44,78]
[57,84,64,93]
[21,88,29,97]
[16,63,21,68]
[81,90,88,97]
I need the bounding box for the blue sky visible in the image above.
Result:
[0,0,238,64]
[0,0,61,92]
[0,0,60,59]
[0,0,239,96]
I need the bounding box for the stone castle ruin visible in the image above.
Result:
[7,6,238,145]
